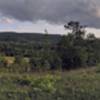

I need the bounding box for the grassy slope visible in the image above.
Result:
[0,67,100,100]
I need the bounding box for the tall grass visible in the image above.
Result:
[0,67,100,100]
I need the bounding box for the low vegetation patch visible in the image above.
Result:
[0,68,99,99]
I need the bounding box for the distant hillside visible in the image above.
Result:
[0,32,61,44]
[0,32,62,57]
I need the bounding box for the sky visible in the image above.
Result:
[0,0,100,36]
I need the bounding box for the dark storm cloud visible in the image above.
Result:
[0,0,100,28]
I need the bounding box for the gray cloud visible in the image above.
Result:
[0,0,100,28]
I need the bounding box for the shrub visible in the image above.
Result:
[96,63,100,73]
[31,75,61,93]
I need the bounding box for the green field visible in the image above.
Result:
[0,67,100,100]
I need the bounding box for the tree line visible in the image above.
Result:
[0,21,99,72]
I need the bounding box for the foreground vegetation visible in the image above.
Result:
[0,67,100,100]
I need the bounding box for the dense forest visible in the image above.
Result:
[0,21,100,72]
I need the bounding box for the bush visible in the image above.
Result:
[31,75,61,93]
[96,63,100,73]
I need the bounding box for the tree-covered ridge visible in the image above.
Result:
[0,32,61,43]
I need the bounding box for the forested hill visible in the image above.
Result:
[0,32,61,44]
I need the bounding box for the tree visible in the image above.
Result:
[57,21,88,69]
[64,21,86,39]
[87,33,96,41]
[86,33,97,66]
